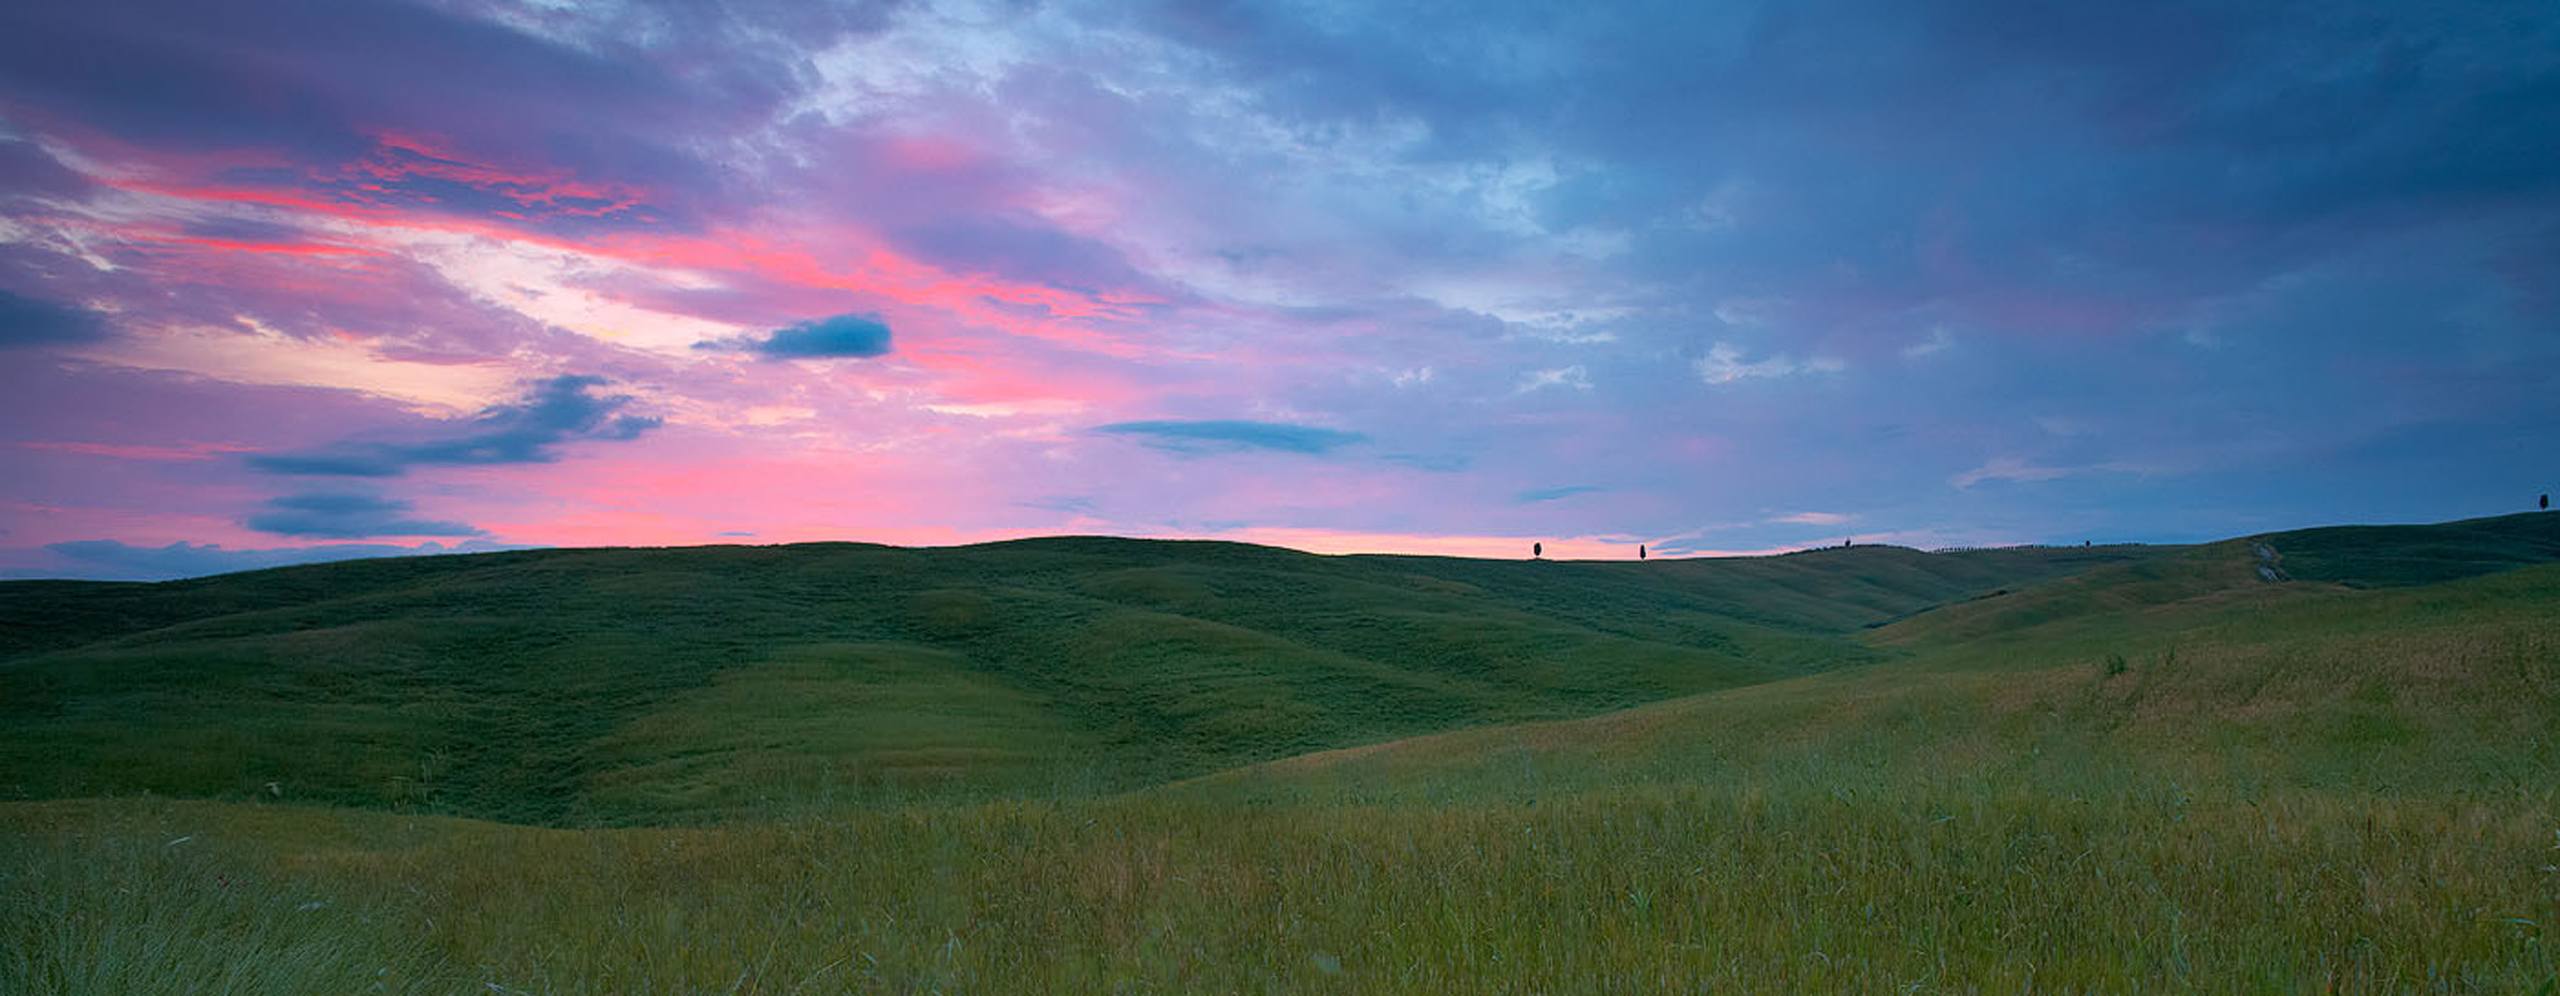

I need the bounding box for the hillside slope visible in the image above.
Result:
[0,536,2147,824]
[1191,555,2560,807]
[1870,511,2560,656]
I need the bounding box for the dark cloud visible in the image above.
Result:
[247,375,659,476]
[14,538,514,581]
[0,0,811,235]
[242,492,483,539]
[695,313,893,359]
[1113,0,2560,347]
[1095,420,1367,455]
[0,288,109,349]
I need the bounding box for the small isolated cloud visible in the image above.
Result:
[21,538,516,581]
[244,492,483,539]
[2033,415,2092,437]
[696,313,892,359]
[1389,366,1435,388]
[0,288,110,349]
[1770,511,1850,526]
[1095,419,1366,455]
[1693,178,1751,232]
[248,375,658,477]
[1555,226,1632,260]
[1902,327,1955,358]
[1516,365,1592,393]
[1518,484,1606,503]
[1697,342,1841,385]
[1711,299,1776,327]
[1949,457,2078,489]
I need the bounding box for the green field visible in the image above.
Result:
[4,514,2557,991]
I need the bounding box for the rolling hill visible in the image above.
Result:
[0,534,2157,823]
[3,512,2556,991]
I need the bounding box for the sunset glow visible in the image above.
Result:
[4,1,2554,578]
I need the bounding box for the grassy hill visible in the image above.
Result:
[3,512,2556,991]
[0,536,2153,824]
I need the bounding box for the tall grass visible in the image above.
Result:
[8,776,2554,992]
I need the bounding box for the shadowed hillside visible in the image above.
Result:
[2265,511,2560,587]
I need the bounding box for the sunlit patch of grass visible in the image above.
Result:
[575,642,1103,822]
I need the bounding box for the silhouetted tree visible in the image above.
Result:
[1639,544,1647,560]
[1533,542,1543,559]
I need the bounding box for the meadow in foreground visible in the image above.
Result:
[3,515,2556,992]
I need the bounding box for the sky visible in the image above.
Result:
[1,0,2555,579]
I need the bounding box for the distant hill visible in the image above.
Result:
[1871,510,2560,651]
[2259,511,2560,587]
[2,512,2553,826]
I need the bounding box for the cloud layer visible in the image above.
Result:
[243,492,482,539]
[0,0,2555,578]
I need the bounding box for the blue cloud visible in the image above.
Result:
[696,313,893,359]
[0,288,109,349]
[1095,420,1367,455]
[243,492,483,539]
[247,375,659,476]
